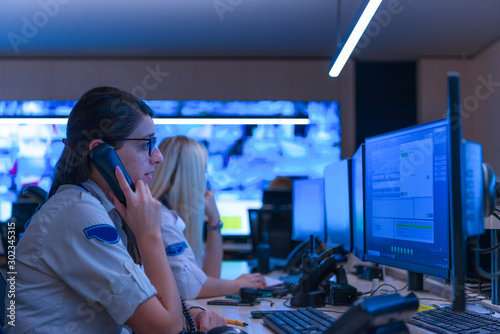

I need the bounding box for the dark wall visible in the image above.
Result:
[355,62,417,147]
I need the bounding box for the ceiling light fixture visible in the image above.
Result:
[154,118,310,125]
[329,0,383,77]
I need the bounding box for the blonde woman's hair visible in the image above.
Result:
[150,136,208,266]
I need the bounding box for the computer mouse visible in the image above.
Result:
[206,326,248,334]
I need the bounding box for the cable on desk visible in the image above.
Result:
[359,274,426,297]
[367,283,398,297]
[282,297,293,309]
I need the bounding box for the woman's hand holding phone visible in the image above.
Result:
[113,164,183,329]
[204,189,221,226]
[112,166,162,242]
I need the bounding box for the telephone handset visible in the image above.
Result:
[292,250,342,295]
[89,143,135,206]
[317,245,347,263]
[283,236,324,273]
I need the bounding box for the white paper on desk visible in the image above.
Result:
[265,276,285,287]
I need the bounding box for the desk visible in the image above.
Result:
[188,263,446,333]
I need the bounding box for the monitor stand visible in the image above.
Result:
[408,271,424,291]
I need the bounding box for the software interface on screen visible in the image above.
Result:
[324,159,352,252]
[217,199,263,236]
[292,178,326,242]
[364,119,450,278]
[351,144,365,260]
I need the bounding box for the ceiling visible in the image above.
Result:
[0,0,499,61]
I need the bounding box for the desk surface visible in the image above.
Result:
[189,261,450,333]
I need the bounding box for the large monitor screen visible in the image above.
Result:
[324,159,352,252]
[217,199,263,236]
[351,144,365,261]
[364,119,450,278]
[292,178,326,242]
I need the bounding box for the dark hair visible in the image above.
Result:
[49,86,154,264]
[49,86,154,197]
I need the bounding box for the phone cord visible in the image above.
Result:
[179,298,206,334]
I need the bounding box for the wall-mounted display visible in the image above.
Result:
[0,100,341,222]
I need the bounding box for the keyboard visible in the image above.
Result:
[263,307,336,334]
[409,307,500,333]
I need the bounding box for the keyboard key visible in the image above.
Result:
[263,307,336,334]
[409,307,500,334]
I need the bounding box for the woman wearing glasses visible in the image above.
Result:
[149,135,267,300]
[7,87,225,333]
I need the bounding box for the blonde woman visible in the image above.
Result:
[150,136,267,299]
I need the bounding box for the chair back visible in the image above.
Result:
[0,270,7,330]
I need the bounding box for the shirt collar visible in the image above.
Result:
[80,179,116,214]
[172,211,186,231]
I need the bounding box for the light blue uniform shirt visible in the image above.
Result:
[160,205,207,299]
[5,180,157,334]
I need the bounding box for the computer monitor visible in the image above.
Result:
[217,199,262,237]
[324,159,352,252]
[292,178,326,242]
[364,74,482,311]
[364,119,451,281]
[351,144,365,261]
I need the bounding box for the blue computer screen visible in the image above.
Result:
[351,144,365,260]
[324,159,352,252]
[292,178,326,242]
[364,119,450,278]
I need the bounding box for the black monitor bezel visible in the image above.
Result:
[447,73,467,311]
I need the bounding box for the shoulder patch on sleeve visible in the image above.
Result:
[84,224,120,244]
[165,242,188,256]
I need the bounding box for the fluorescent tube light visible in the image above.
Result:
[0,117,310,126]
[153,118,310,125]
[0,117,68,125]
[329,0,382,77]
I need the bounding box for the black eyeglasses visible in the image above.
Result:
[122,137,157,156]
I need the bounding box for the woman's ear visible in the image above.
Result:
[89,139,105,152]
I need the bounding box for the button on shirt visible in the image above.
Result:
[5,180,157,334]
[160,205,207,299]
